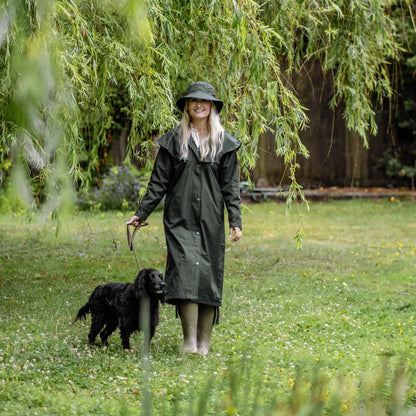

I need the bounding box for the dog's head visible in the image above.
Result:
[134,268,166,303]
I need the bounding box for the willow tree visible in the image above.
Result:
[260,0,412,141]
[0,0,413,214]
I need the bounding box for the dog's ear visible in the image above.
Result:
[134,269,146,293]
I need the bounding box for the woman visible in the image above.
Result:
[126,81,242,355]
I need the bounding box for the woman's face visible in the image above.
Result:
[188,98,212,122]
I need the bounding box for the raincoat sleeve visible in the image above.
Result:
[134,147,173,221]
[218,150,242,230]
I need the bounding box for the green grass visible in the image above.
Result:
[1,199,416,415]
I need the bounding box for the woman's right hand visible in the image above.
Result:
[126,215,143,227]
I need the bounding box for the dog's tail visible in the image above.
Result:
[72,303,91,324]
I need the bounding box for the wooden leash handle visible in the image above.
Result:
[126,221,148,270]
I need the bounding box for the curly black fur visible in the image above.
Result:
[74,268,165,349]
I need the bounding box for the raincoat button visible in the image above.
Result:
[196,262,199,266]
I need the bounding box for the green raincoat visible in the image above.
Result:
[135,126,242,308]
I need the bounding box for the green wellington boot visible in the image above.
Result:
[197,304,215,356]
[178,301,199,354]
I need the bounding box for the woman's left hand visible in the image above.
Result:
[229,227,242,242]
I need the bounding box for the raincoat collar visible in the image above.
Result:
[158,127,240,162]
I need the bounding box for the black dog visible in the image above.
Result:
[74,268,165,349]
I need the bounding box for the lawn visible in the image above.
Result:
[1,199,416,415]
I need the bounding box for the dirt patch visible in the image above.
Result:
[241,186,416,202]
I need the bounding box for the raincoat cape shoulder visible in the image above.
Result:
[157,126,241,160]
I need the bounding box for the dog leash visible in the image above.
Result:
[127,221,148,270]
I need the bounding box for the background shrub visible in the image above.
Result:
[77,165,149,211]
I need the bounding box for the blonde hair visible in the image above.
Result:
[178,100,224,161]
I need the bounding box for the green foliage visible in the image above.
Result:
[379,4,416,190]
[375,5,416,190]
[1,200,416,414]
[0,183,28,214]
[261,0,406,142]
[0,0,414,215]
[378,151,416,189]
[76,164,148,211]
[148,0,310,167]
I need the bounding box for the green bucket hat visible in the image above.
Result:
[176,81,223,113]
